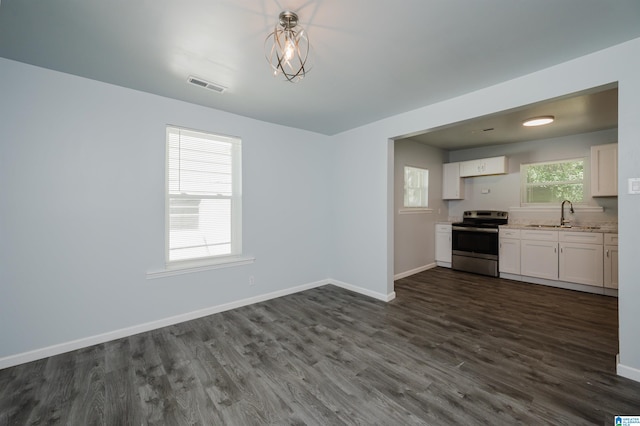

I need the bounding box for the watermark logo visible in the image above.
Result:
[616,416,640,426]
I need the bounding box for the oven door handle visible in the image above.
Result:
[452,226,498,233]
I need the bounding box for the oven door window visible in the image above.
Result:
[452,230,498,256]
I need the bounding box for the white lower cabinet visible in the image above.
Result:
[558,232,603,287]
[521,239,558,280]
[520,230,559,280]
[499,229,520,274]
[505,228,617,294]
[435,224,452,267]
[604,233,619,289]
[559,243,603,286]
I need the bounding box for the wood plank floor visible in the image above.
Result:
[1,267,640,425]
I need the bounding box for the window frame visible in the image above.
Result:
[520,157,588,206]
[165,125,243,269]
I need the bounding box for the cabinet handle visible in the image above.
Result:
[555,247,557,253]
[606,249,610,258]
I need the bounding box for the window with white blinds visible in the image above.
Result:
[166,126,242,264]
[403,166,429,208]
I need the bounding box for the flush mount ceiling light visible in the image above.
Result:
[522,115,555,127]
[265,10,312,83]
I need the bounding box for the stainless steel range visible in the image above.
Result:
[451,210,508,277]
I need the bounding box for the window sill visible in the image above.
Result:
[146,255,255,279]
[399,208,434,215]
[511,205,604,213]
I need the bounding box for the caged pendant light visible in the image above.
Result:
[265,10,312,83]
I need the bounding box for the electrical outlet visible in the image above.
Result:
[249,275,255,286]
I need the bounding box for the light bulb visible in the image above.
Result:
[284,37,295,61]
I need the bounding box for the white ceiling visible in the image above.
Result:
[1,1,639,139]
[408,85,618,150]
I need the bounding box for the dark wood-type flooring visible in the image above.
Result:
[2,267,640,425]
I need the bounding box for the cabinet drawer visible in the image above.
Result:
[436,224,452,233]
[604,233,618,246]
[499,229,521,239]
[520,230,559,241]
[559,231,603,244]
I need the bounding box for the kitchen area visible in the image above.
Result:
[395,85,618,297]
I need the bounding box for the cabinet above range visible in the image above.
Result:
[442,156,508,200]
[460,156,508,177]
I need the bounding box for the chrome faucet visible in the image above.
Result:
[561,199,574,227]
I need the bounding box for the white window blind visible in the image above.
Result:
[404,166,429,208]
[166,126,242,264]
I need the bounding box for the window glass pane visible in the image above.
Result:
[525,183,584,203]
[166,126,241,263]
[404,166,429,208]
[169,198,231,261]
[521,159,584,204]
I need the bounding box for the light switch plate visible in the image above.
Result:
[628,178,640,194]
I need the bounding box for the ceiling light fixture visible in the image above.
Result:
[265,10,312,83]
[522,115,555,127]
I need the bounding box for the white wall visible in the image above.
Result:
[394,140,447,277]
[447,128,618,223]
[0,58,330,362]
[327,133,396,298]
[328,37,640,381]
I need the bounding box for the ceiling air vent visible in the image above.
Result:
[187,76,227,94]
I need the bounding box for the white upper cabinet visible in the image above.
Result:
[442,162,464,200]
[591,143,617,197]
[459,156,508,177]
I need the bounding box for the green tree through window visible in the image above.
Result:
[521,159,585,204]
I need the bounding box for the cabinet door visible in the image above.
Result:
[604,245,619,289]
[483,156,508,175]
[442,162,464,200]
[559,242,603,286]
[521,240,558,280]
[459,160,476,177]
[435,230,452,263]
[591,143,617,197]
[460,156,507,177]
[499,238,520,274]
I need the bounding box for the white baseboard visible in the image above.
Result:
[617,355,640,383]
[329,279,396,302]
[394,263,437,281]
[0,277,397,370]
[499,273,617,297]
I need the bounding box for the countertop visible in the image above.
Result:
[500,224,618,234]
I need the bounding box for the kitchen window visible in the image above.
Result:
[404,166,429,208]
[520,158,586,205]
[166,126,242,266]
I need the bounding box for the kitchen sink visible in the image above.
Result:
[525,224,600,230]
